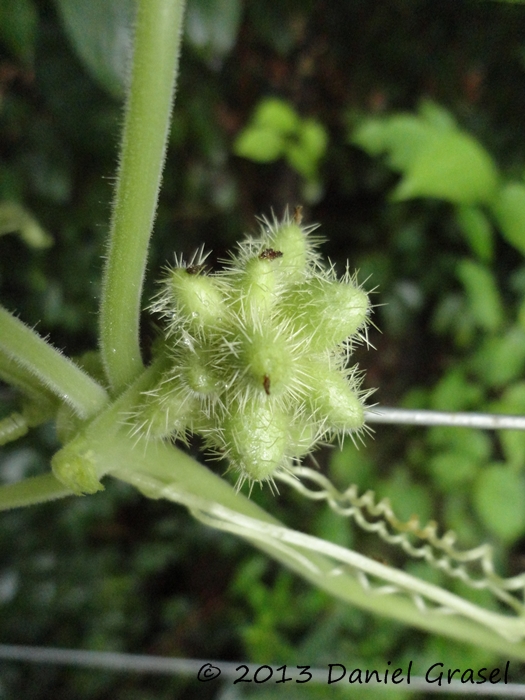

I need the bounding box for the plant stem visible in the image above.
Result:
[0,412,28,445]
[0,474,73,510]
[50,359,167,495]
[100,0,186,394]
[0,349,54,402]
[114,452,525,660]
[0,306,108,418]
[110,447,525,658]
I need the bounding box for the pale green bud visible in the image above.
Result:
[222,396,290,482]
[133,378,197,441]
[182,344,223,395]
[289,418,318,459]
[233,250,281,315]
[168,267,227,330]
[308,364,364,432]
[269,220,309,282]
[287,277,369,350]
[237,323,295,396]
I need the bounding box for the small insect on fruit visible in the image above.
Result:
[259,248,283,261]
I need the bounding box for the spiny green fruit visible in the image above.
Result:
[136,208,373,490]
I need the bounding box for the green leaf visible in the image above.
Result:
[427,427,492,463]
[417,98,457,131]
[378,466,432,524]
[392,131,499,205]
[352,114,438,171]
[428,452,478,492]
[473,464,525,542]
[285,120,327,180]
[456,205,494,263]
[351,117,390,155]
[382,116,439,172]
[0,202,53,248]
[330,440,374,492]
[0,0,37,64]
[297,118,328,162]
[234,98,299,163]
[471,328,525,388]
[235,100,325,176]
[430,367,483,412]
[233,126,285,162]
[491,181,525,256]
[456,259,504,333]
[54,0,135,99]
[251,98,300,135]
[492,383,525,469]
[285,142,315,179]
[185,0,242,63]
[518,297,525,331]
[444,494,482,546]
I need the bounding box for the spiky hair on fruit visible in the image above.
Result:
[132,207,373,492]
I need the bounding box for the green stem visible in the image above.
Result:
[100,0,186,394]
[0,306,108,418]
[0,412,28,445]
[115,453,525,660]
[0,473,74,510]
[0,348,54,402]
[110,448,525,659]
[51,360,164,494]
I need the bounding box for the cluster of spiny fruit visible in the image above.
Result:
[133,208,372,490]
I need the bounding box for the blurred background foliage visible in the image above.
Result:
[2,0,525,697]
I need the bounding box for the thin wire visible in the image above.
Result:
[0,645,522,696]
[365,407,525,431]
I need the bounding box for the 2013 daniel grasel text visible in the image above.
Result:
[326,660,510,686]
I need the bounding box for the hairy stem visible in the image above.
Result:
[0,474,74,511]
[50,360,165,495]
[0,349,54,402]
[100,0,186,394]
[0,412,28,445]
[111,449,525,659]
[0,306,108,418]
